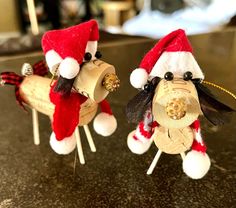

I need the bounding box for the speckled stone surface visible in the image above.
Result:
[0,30,236,208]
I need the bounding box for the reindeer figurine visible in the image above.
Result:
[0,20,120,165]
[126,29,235,179]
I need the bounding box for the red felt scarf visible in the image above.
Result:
[49,82,87,141]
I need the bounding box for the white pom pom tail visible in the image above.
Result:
[93,113,117,137]
[127,130,152,155]
[130,68,148,89]
[49,132,77,155]
[59,57,80,79]
[45,50,63,74]
[183,150,211,179]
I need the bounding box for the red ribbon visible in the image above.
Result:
[0,60,48,109]
[49,82,87,140]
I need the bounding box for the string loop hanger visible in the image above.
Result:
[202,80,236,100]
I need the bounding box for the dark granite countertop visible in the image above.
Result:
[0,30,236,208]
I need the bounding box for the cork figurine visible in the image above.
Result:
[0,20,120,165]
[126,29,235,179]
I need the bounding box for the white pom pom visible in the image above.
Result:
[183,150,211,179]
[130,68,148,88]
[59,57,80,79]
[49,132,76,155]
[45,50,63,74]
[93,113,117,137]
[127,130,152,155]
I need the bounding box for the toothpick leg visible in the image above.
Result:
[75,127,85,165]
[83,125,96,152]
[32,108,40,145]
[147,150,162,175]
[180,152,185,160]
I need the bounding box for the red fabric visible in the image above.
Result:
[49,82,87,141]
[33,60,48,76]
[42,20,99,65]
[139,29,192,74]
[190,119,200,132]
[100,99,113,115]
[1,60,48,110]
[191,140,207,153]
[149,121,159,128]
[1,72,25,109]
[139,121,153,139]
[133,135,139,141]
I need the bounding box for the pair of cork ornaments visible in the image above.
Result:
[1,20,235,180]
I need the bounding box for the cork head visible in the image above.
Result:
[152,79,201,129]
[73,60,120,102]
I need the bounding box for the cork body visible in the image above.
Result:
[73,60,115,102]
[19,75,98,126]
[152,79,201,129]
[153,126,194,154]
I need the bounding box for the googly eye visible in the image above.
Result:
[164,72,174,81]
[84,52,92,61]
[95,51,102,59]
[183,71,193,81]
[144,83,151,92]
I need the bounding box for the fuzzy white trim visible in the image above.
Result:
[194,130,204,144]
[59,57,80,79]
[85,41,98,60]
[150,52,204,79]
[130,68,149,89]
[134,125,150,143]
[127,130,153,154]
[183,150,211,179]
[93,112,117,136]
[49,132,77,155]
[45,50,63,74]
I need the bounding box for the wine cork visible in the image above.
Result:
[73,60,116,102]
[153,126,194,154]
[152,79,201,129]
[19,75,98,126]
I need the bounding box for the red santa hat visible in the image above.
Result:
[130,29,204,88]
[42,20,99,79]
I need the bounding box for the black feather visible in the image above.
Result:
[54,76,75,97]
[126,77,161,123]
[195,83,235,125]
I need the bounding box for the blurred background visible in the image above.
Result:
[0,0,236,55]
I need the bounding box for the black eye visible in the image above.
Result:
[84,52,92,61]
[164,72,174,81]
[95,51,102,59]
[144,83,151,92]
[192,78,202,84]
[183,71,193,81]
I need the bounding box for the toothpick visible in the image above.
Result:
[180,152,185,160]
[75,127,85,164]
[26,0,39,35]
[32,108,40,145]
[73,150,77,177]
[147,150,162,175]
[83,125,96,152]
